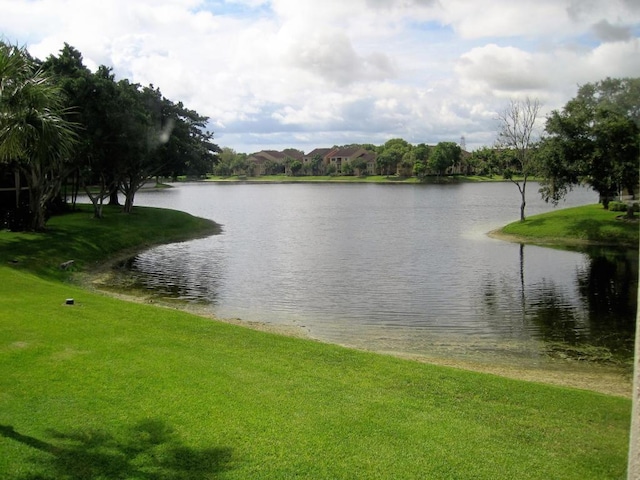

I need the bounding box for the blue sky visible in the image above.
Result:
[1,0,638,153]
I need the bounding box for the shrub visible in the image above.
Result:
[608,201,627,212]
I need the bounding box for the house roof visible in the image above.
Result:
[282,149,304,160]
[330,146,366,158]
[359,151,377,163]
[305,148,336,158]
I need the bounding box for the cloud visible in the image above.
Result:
[0,0,638,153]
[591,20,633,42]
[283,29,396,86]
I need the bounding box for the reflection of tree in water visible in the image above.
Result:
[0,420,232,480]
[479,246,637,360]
[114,251,223,305]
[575,248,638,354]
[526,279,585,345]
[526,248,637,358]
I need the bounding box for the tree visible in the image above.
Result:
[351,157,368,176]
[495,97,541,221]
[0,42,77,230]
[43,45,114,217]
[309,154,323,175]
[376,138,411,176]
[539,78,640,209]
[115,82,218,213]
[428,142,461,178]
[412,143,430,179]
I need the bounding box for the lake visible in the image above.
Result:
[107,181,637,366]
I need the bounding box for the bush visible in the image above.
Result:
[608,201,627,212]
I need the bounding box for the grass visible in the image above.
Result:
[500,203,639,248]
[0,204,220,281]
[0,205,633,479]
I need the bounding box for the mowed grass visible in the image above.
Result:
[0,204,220,280]
[501,203,639,248]
[0,206,632,479]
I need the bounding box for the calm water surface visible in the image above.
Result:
[112,182,637,364]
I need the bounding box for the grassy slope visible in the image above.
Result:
[499,203,639,248]
[0,205,632,479]
[0,204,220,280]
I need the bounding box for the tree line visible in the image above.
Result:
[216,75,638,223]
[1,39,637,229]
[0,42,219,230]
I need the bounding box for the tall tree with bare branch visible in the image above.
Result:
[495,97,541,221]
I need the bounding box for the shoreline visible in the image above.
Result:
[487,227,636,249]
[80,262,633,398]
[66,204,633,398]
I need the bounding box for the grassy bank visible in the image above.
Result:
[0,204,220,281]
[0,206,632,479]
[496,203,639,248]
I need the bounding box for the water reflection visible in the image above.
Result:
[96,182,636,365]
[576,247,638,354]
[109,238,227,305]
[479,244,638,360]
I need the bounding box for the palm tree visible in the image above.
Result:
[0,43,77,230]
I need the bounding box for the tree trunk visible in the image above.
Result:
[516,179,527,222]
[628,286,640,479]
[24,167,47,232]
[14,170,20,208]
[123,192,134,213]
[28,184,46,231]
[109,187,120,206]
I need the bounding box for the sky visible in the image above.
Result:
[1,0,639,154]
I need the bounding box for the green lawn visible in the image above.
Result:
[0,204,220,281]
[500,203,639,248]
[0,206,632,479]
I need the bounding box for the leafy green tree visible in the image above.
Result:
[377,138,411,176]
[309,154,323,175]
[112,82,218,212]
[539,77,639,209]
[341,161,354,176]
[495,97,541,221]
[231,155,249,175]
[469,147,500,176]
[428,142,461,178]
[43,45,114,217]
[0,42,78,230]
[351,157,368,176]
[412,143,430,179]
[287,158,303,176]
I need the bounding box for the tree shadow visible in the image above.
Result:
[0,419,232,480]
[566,218,605,242]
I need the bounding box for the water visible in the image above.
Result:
[106,182,637,364]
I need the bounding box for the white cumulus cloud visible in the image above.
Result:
[0,0,638,152]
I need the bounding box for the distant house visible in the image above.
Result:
[247,149,304,176]
[359,151,377,176]
[247,150,288,176]
[327,147,370,174]
[303,148,337,175]
[247,147,377,177]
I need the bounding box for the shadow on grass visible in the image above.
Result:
[566,218,606,242]
[0,420,232,479]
